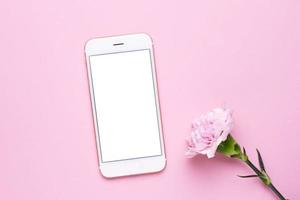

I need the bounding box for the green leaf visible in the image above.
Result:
[256,149,266,172]
[217,134,242,158]
[238,175,259,178]
[243,147,246,155]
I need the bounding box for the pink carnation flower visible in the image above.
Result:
[186,108,233,158]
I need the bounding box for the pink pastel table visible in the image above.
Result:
[0,1,299,199]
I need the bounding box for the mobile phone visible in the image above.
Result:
[85,33,166,178]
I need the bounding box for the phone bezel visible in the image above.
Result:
[85,33,166,178]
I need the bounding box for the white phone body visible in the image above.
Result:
[85,33,166,178]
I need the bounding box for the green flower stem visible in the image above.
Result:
[244,158,286,200]
[245,159,264,181]
[217,135,287,200]
[269,183,286,200]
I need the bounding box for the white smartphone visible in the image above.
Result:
[85,33,166,178]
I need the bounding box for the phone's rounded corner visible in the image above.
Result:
[151,156,167,174]
[158,157,167,172]
[99,165,114,179]
[84,37,97,53]
[138,33,153,45]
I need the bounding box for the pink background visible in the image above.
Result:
[0,0,299,199]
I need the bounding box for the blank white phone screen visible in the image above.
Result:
[89,49,162,163]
